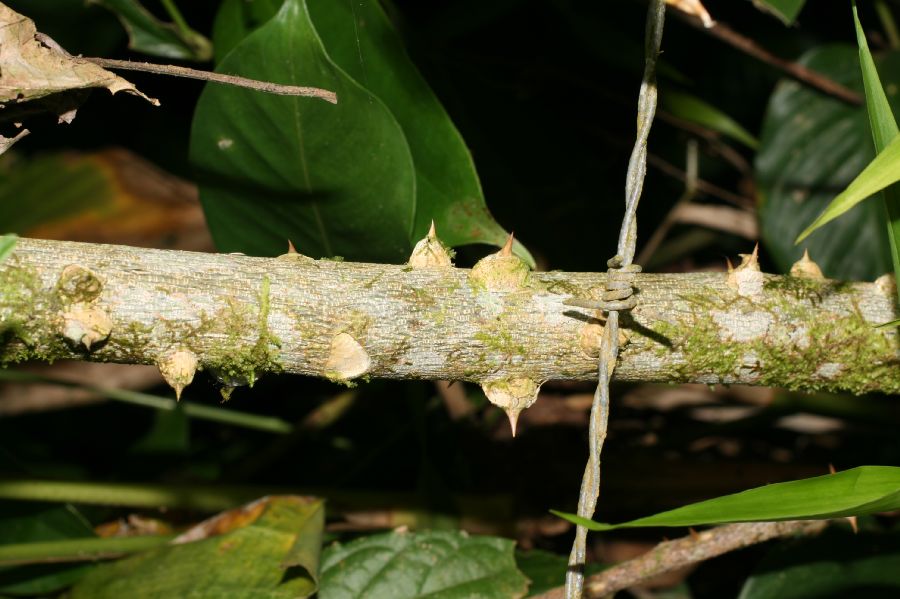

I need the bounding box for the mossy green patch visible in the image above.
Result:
[0,261,66,364]
[653,285,900,395]
[202,276,282,389]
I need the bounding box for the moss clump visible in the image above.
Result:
[653,284,900,395]
[55,265,102,304]
[203,276,282,388]
[0,261,66,364]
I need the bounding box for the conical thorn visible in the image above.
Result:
[287,240,298,254]
[725,257,734,272]
[506,407,521,437]
[428,220,437,239]
[500,232,514,257]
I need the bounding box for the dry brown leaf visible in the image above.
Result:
[0,2,157,142]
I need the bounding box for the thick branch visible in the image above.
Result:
[0,238,897,395]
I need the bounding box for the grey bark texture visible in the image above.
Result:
[0,237,898,396]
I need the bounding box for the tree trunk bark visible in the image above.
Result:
[1,237,897,397]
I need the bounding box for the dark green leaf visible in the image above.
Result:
[552,466,900,531]
[192,0,416,262]
[662,90,758,149]
[0,503,95,595]
[752,0,807,24]
[738,527,900,599]
[319,530,529,598]
[90,0,212,61]
[211,0,281,63]
[197,0,531,263]
[757,45,896,279]
[70,496,324,599]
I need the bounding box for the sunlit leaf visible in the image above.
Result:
[319,529,529,599]
[662,89,758,149]
[552,466,900,530]
[90,0,212,61]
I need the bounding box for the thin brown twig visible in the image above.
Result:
[81,57,338,104]
[646,152,752,207]
[637,139,699,265]
[539,520,829,599]
[671,11,862,105]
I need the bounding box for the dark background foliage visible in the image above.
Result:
[1,1,899,597]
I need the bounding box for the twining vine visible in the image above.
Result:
[564,2,666,596]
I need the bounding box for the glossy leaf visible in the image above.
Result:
[197,0,531,263]
[738,527,900,599]
[319,529,529,598]
[90,0,212,61]
[552,466,900,531]
[752,0,807,24]
[192,0,415,262]
[662,90,759,149]
[756,45,896,279]
[70,496,324,599]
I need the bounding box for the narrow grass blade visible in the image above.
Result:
[552,466,900,531]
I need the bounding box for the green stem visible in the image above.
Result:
[159,0,190,35]
[876,0,900,49]
[0,480,271,512]
[0,535,174,566]
[0,370,293,434]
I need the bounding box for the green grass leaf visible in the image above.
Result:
[196,0,532,264]
[795,5,900,294]
[91,0,212,61]
[756,45,896,279]
[854,1,900,302]
[662,90,759,149]
[794,132,900,242]
[752,0,807,24]
[319,530,529,599]
[552,466,900,531]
